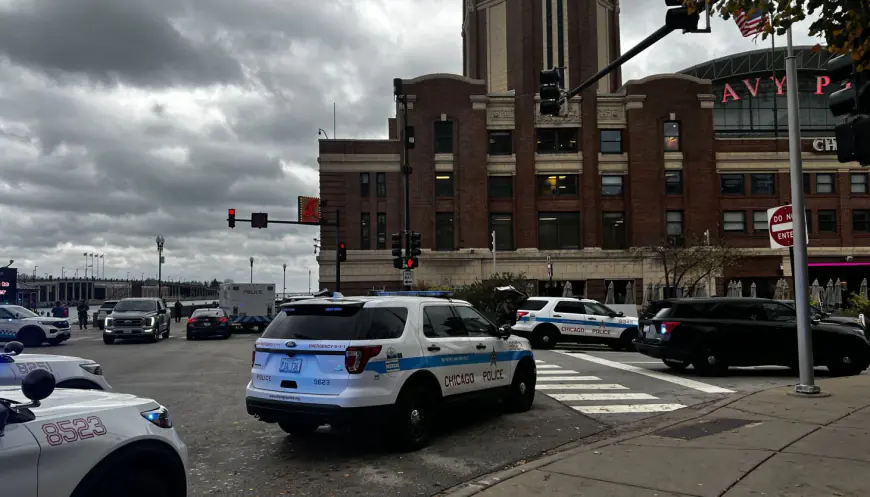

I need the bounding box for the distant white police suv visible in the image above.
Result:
[246,291,537,450]
[1,341,111,391]
[511,297,640,350]
[0,368,188,497]
[0,304,71,347]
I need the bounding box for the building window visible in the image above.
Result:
[360,173,370,197]
[750,174,776,195]
[434,121,453,154]
[488,131,512,155]
[602,212,626,249]
[752,211,768,232]
[721,174,745,195]
[666,211,683,236]
[853,210,870,232]
[818,210,837,232]
[600,130,623,154]
[538,174,578,196]
[663,121,681,151]
[435,212,454,250]
[376,172,386,197]
[665,170,683,194]
[376,213,386,249]
[435,173,453,197]
[536,128,579,154]
[490,214,514,251]
[488,176,513,198]
[538,212,581,250]
[803,173,811,194]
[360,213,370,250]
[816,173,834,194]
[723,211,745,232]
[851,173,868,193]
[600,175,624,196]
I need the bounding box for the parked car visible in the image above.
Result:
[95,300,120,330]
[103,298,171,344]
[635,297,870,376]
[186,307,231,340]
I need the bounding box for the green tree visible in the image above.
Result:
[452,272,530,313]
[691,1,869,69]
[632,235,743,293]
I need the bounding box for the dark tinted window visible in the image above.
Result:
[709,302,766,321]
[263,305,408,340]
[641,301,670,319]
[554,301,585,313]
[762,302,795,322]
[670,302,713,318]
[423,305,466,338]
[519,300,548,311]
[192,309,224,317]
[454,306,497,336]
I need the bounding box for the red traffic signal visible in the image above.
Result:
[406,258,414,269]
[227,208,236,228]
[228,208,235,216]
[340,243,346,249]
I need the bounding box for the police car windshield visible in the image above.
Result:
[263,304,408,340]
[114,300,157,312]
[4,305,37,318]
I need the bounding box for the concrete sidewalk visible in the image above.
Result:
[441,375,870,497]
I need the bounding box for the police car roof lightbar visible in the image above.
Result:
[374,290,454,298]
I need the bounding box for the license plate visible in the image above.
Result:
[279,357,302,373]
[645,325,656,338]
[202,322,210,327]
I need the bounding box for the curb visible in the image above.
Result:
[432,388,766,497]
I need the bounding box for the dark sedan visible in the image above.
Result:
[186,308,231,340]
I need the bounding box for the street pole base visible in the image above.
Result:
[790,384,827,397]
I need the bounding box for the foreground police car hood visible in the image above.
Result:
[0,386,156,417]
[21,316,68,324]
[11,353,93,364]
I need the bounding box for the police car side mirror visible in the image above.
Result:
[498,325,512,339]
[3,341,23,356]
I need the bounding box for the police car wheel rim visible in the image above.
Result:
[519,382,527,395]
[843,356,852,364]
[542,335,550,343]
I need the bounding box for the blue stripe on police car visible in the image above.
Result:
[364,350,533,374]
[518,317,635,329]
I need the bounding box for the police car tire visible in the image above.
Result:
[533,325,560,350]
[394,384,438,451]
[662,358,689,371]
[70,443,186,497]
[17,326,44,347]
[692,347,728,376]
[504,361,536,413]
[149,329,159,343]
[610,328,639,351]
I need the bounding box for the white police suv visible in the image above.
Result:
[511,297,639,350]
[1,341,111,390]
[245,291,537,450]
[0,304,71,347]
[1,368,187,497]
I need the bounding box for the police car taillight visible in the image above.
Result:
[516,311,529,318]
[660,322,680,335]
[345,346,382,374]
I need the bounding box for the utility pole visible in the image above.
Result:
[492,231,497,275]
[335,210,342,293]
[395,78,414,291]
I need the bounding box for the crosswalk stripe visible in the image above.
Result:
[536,364,561,369]
[535,360,544,363]
[537,369,579,375]
[537,376,600,382]
[550,393,658,401]
[573,404,685,414]
[536,383,627,390]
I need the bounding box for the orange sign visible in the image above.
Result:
[298,196,321,224]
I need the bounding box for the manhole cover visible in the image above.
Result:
[655,418,759,440]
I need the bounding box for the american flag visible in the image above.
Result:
[734,9,767,37]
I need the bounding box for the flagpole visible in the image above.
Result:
[771,34,779,141]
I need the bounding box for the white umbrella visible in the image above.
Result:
[750,282,757,298]
[736,281,743,298]
[642,283,652,306]
[654,283,662,301]
[624,281,635,304]
[861,278,868,299]
[604,281,615,304]
[783,279,792,300]
[810,279,822,306]
[825,279,835,310]
[726,281,733,297]
[833,278,843,308]
[562,281,574,297]
[773,279,783,300]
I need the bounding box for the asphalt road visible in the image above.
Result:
[46,328,607,497]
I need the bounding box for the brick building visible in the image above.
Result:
[316,0,870,300]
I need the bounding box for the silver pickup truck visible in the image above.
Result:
[103,297,172,344]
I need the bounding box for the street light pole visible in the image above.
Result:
[156,236,165,299]
[283,263,287,297]
[250,257,254,284]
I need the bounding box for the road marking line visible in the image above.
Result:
[537,369,580,375]
[535,360,545,363]
[536,364,561,369]
[558,352,734,394]
[66,337,91,342]
[536,383,627,390]
[550,393,659,401]
[621,361,664,364]
[574,404,685,414]
[536,376,601,382]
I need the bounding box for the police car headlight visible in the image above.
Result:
[141,406,172,428]
[80,363,103,376]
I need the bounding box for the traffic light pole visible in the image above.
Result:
[334,209,341,293]
[400,92,412,291]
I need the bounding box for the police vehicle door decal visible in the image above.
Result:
[421,305,478,397]
[552,301,588,336]
[453,306,512,389]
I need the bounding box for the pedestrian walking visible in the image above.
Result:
[77,299,89,329]
[51,301,65,318]
[174,300,183,323]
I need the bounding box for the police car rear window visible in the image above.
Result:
[518,300,548,311]
[262,305,409,340]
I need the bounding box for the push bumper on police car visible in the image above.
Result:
[245,383,396,427]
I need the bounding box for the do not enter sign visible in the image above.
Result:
[767,204,809,249]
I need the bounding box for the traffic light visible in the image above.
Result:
[827,53,870,165]
[539,67,564,116]
[251,212,268,229]
[409,231,421,269]
[338,242,347,262]
[391,233,403,269]
[227,209,236,228]
[664,0,701,32]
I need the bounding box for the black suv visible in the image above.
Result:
[635,297,870,377]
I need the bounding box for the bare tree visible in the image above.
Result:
[632,235,742,294]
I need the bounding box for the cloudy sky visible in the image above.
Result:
[0,0,823,293]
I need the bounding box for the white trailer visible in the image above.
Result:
[219,283,276,332]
